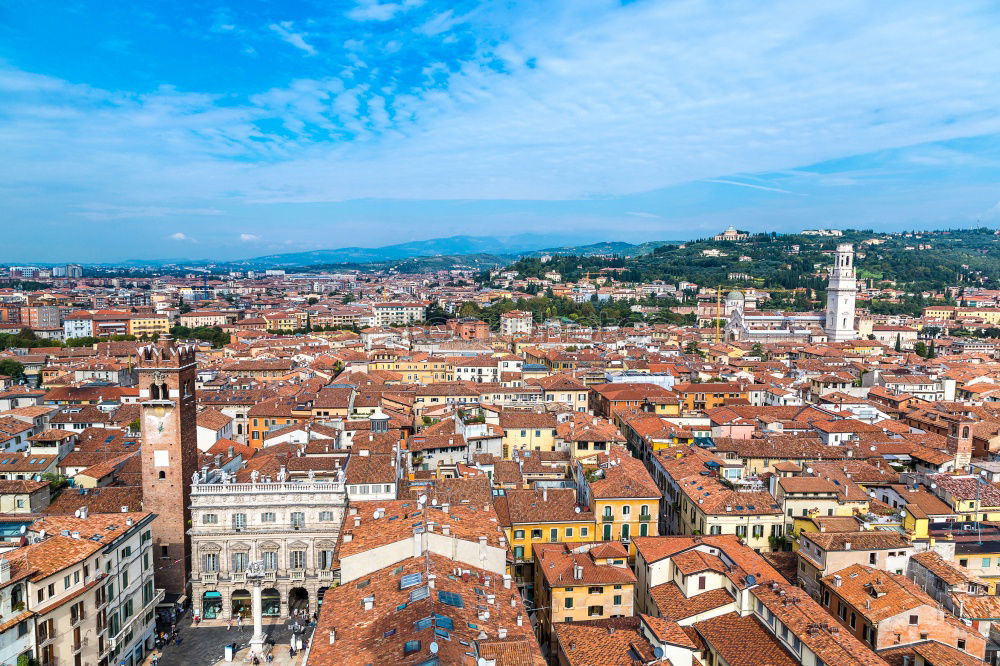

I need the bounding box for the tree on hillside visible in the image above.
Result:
[0,359,25,382]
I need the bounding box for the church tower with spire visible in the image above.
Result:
[138,335,198,598]
[825,243,859,342]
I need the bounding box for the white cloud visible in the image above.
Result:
[76,204,225,220]
[2,1,1000,213]
[169,232,190,241]
[704,179,797,195]
[240,233,261,241]
[268,21,317,55]
[347,0,424,22]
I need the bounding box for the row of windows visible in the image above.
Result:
[202,549,335,571]
[564,595,623,608]
[601,505,651,518]
[202,511,336,527]
[514,527,590,541]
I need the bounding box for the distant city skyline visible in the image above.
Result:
[2,1,999,262]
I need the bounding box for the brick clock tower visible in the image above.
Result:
[139,336,198,599]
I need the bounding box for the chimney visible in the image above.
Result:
[844,542,851,551]
[443,525,451,536]
[363,596,374,611]
[71,531,80,540]
[516,614,523,627]
[79,506,89,520]
[343,533,353,543]
[228,445,234,458]
[543,488,548,502]
[498,627,507,639]
[328,629,336,645]
[573,564,584,580]
[833,575,842,588]
[503,574,512,589]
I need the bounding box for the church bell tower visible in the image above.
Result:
[825,243,858,342]
[138,335,198,598]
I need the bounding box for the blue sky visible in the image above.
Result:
[1,0,999,262]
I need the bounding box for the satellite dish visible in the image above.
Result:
[653,647,664,658]
[806,467,813,474]
[900,509,907,518]
[930,483,937,489]
[745,574,757,585]
[418,495,428,506]
[19,525,26,534]
[478,659,489,666]
[429,642,439,655]
[574,507,581,513]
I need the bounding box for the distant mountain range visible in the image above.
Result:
[237,234,678,268]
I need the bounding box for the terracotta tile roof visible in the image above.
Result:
[399,477,493,507]
[650,581,734,621]
[9,512,151,580]
[338,500,506,561]
[535,542,636,587]
[553,614,695,665]
[344,454,396,486]
[196,407,232,430]
[910,551,983,587]
[822,564,934,623]
[879,640,985,666]
[950,592,1000,620]
[44,485,144,515]
[801,531,909,552]
[585,445,661,499]
[309,552,543,666]
[493,488,593,526]
[751,580,887,665]
[693,612,798,666]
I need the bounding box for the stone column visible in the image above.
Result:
[249,579,266,656]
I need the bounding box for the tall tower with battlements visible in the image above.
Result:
[138,335,198,598]
[825,243,858,342]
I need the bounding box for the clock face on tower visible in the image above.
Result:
[145,405,170,435]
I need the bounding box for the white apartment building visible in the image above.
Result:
[18,510,161,666]
[500,310,533,336]
[372,301,427,326]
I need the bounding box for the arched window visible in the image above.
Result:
[963,426,970,439]
[150,383,160,400]
[160,383,169,399]
[158,471,166,480]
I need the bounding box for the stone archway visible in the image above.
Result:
[231,589,251,619]
[202,591,222,620]
[262,588,281,617]
[288,587,309,616]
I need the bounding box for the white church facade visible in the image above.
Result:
[725,243,858,343]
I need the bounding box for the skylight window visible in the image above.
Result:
[438,590,464,608]
[400,572,423,590]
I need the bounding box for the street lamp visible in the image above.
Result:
[246,560,267,658]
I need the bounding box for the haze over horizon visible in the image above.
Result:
[2,1,1000,262]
